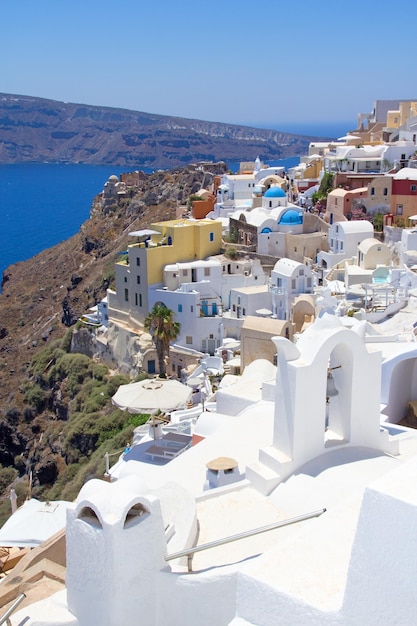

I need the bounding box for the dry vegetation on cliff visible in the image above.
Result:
[0,163,221,522]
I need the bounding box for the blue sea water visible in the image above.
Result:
[255,121,356,140]
[0,121,350,283]
[0,157,299,282]
[0,163,129,281]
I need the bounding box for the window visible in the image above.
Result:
[135,293,138,306]
[204,267,210,276]
[340,242,344,250]
[232,304,236,312]
[136,258,140,266]
[335,198,338,206]
[397,204,403,215]
[411,185,417,192]
[277,278,282,287]
[335,225,339,233]
[292,279,296,289]
[242,308,246,315]
[186,336,192,345]
[209,334,214,339]
[124,276,127,283]
[371,187,375,196]
[299,268,304,276]
[190,305,193,312]
[209,232,214,242]
[136,276,140,285]
[139,294,142,307]
[377,246,381,251]
[383,188,388,196]
[124,288,129,302]
[307,278,312,288]
[182,269,188,277]
[238,297,241,304]
[178,304,183,313]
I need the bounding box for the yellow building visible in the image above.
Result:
[108,219,223,328]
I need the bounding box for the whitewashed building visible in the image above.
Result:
[270,258,314,320]
[11,315,417,626]
[148,258,267,354]
[317,220,374,274]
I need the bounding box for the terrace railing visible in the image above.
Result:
[165,508,326,572]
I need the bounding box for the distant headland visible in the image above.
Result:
[0,93,330,169]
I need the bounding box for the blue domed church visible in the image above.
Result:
[229,184,326,263]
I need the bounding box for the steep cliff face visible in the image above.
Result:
[0,164,218,508]
[0,164,211,397]
[0,93,325,168]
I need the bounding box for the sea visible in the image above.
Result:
[0,121,353,283]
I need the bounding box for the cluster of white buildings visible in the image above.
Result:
[7,303,417,624]
[6,99,417,624]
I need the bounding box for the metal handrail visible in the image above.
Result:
[165,508,326,571]
[0,593,26,625]
[104,447,127,474]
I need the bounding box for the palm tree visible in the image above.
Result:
[144,304,180,378]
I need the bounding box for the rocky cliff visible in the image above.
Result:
[0,164,226,514]
[0,93,326,168]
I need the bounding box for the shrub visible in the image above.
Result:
[187,194,203,208]
[29,345,56,377]
[61,329,73,352]
[53,353,91,396]
[225,246,238,260]
[106,374,130,397]
[23,384,48,412]
[0,465,18,493]
[223,232,238,244]
[23,407,36,422]
[5,408,20,426]
[14,455,27,476]
[90,363,108,381]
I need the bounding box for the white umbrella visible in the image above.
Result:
[326,280,346,294]
[0,499,71,548]
[347,284,366,296]
[337,134,361,141]
[255,308,273,316]
[408,215,417,221]
[112,378,193,414]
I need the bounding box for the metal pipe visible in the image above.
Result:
[0,593,26,625]
[165,508,326,571]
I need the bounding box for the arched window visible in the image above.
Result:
[123,502,149,528]
[77,506,102,528]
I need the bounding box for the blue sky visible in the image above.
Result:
[2,0,417,131]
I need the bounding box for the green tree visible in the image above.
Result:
[144,304,180,378]
[318,172,334,198]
